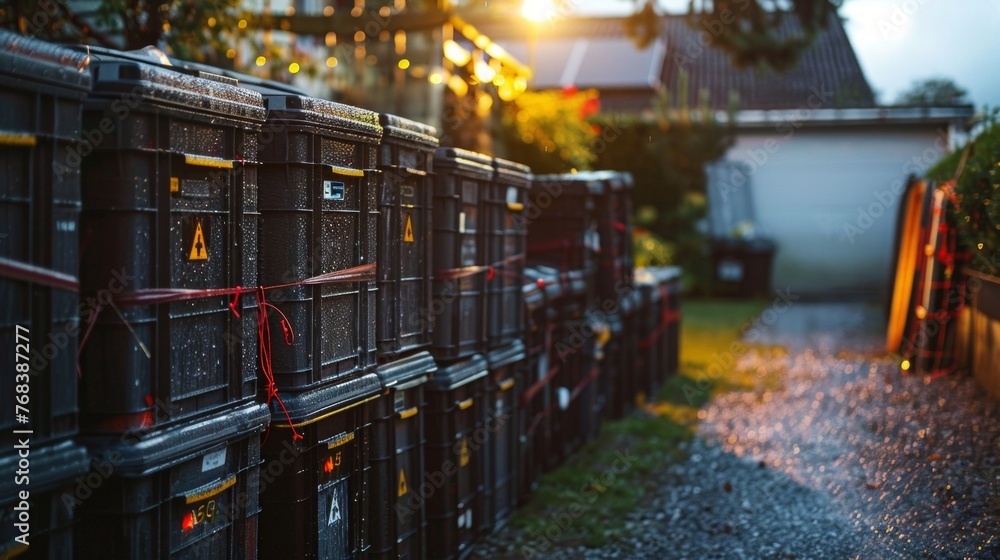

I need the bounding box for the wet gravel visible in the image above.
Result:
[481,303,1000,559]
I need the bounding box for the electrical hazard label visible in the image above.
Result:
[404,213,415,243]
[188,220,209,261]
[398,469,408,497]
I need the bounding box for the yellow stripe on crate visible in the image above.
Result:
[0,133,37,147]
[330,165,365,177]
[458,398,474,410]
[272,395,381,429]
[398,407,419,420]
[499,378,515,391]
[185,476,236,504]
[506,202,524,212]
[327,432,355,450]
[184,154,234,169]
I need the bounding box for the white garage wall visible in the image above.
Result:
[725,124,951,299]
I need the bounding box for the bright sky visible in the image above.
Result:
[566,0,1000,107]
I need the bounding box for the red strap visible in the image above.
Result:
[638,308,681,349]
[78,262,377,442]
[0,257,79,293]
[435,254,525,282]
[521,363,561,406]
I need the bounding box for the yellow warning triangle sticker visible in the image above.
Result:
[459,438,470,467]
[189,222,208,261]
[404,213,415,243]
[398,469,408,497]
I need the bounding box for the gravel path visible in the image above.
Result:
[483,303,1000,559]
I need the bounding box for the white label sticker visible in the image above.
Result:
[56,220,76,232]
[557,387,571,411]
[458,212,466,234]
[506,186,519,206]
[201,449,226,472]
[323,181,345,201]
[538,352,549,381]
[718,260,744,281]
[457,508,473,529]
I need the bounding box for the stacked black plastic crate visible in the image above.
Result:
[599,173,639,413]
[369,113,440,559]
[481,158,529,534]
[0,32,91,559]
[525,174,606,462]
[425,147,495,559]
[517,267,562,500]
[72,47,269,559]
[250,86,384,560]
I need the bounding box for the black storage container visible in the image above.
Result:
[254,89,383,393]
[76,49,265,434]
[652,266,683,385]
[634,271,662,399]
[485,158,530,350]
[559,268,593,321]
[526,174,603,274]
[482,340,525,532]
[518,268,560,504]
[619,288,641,405]
[369,352,437,560]
[431,148,493,361]
[76,402,269,559]
[0,32,89,449]
[710,238,775,297]
[552,317,601,459]
[258,373,382,560]
[375,114,438,362]
[593,171,635,300]
[601,313,628,420]
[423,355,488,560]
[0,440,88,559]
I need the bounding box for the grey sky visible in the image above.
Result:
[569,0,1000,107]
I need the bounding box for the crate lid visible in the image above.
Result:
[493,157,532,183]
[433,146,494,177]
[79,45,266,122]
[531,172,605,196]
[79,402,270,477]
[257,92,382,141]
[563,269,589,296]
[0,30,91,91]
[574,170,633,192]
[379,113,439,148]
[486,339,526,369]
[646,266,683,284]
[274,373,383,425]
[0,440,88,497]
[169,57,309,96]
[633,269,663,303]
[375,351,438,389]
[426,354,488,391]
[524,266,563,304]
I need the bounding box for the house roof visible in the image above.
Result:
[483,12,877,111]
[661,12,876,110]
[493,19,666,91]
